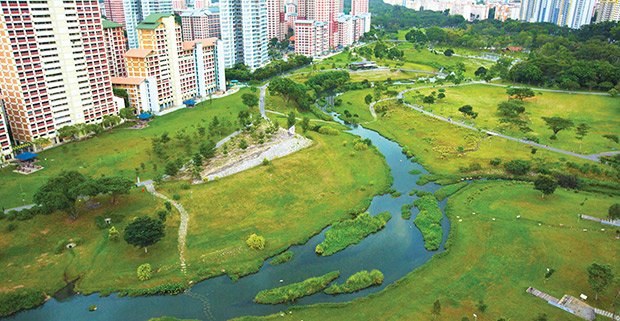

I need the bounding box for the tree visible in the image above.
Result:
[164,161,179,176]
[287,112,296,129]
[575,123,590,151]
[57,125,79,141]
[423,95,435,104]
[474,66,487,78]
[542,116,574,140]
[432,299,441,317]
[124,216,165,253]
[137,263,152,281]
[241,93,259,108]
[199,140,216,159]
[108,226,120,241]
[504,160,531,176]
[534,175,558,198]
[119,107,136,120]
[246,233,265,250]
[506,87,535,100]
[33,171,88,219]
[443,48,454,56]
[609,203,620,220]
[238,110,251,127]
[373,42,388,58]
[102,115,121,128]
[193,153,203,168]
[97,176,133,204]
[31,137,52,151]
[365,94,373,104]
[437,92,446,99]
[405,28,427,44]
[587,263,614,300]
[300,117,310,133]
[458,105,478,118]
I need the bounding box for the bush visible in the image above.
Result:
[108,226,120,241]
[270,250,294,265]
[180,183,190,190]
[325,270,384,295]
[137,263,152,281]
[489,158,502,166]
[316,212,391,256]
[0,290,47,317]
[172,194,181,201]
[414,195,443,251]
[6,223,17,232]
[254,271,340,304]
[504,159,531,176]
[157,210,168,222]
[554,173,581,190]
[246,233,265,250]
[318,126,340,136]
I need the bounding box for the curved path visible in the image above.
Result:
[369,82,619,162]
[145,182,189,274]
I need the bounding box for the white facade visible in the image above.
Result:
[294,20,329,57]
[336,14,354,48]
[124,0,174,48]
[596,0,620,22]
[220,0,270,69]
[519,0,595,28]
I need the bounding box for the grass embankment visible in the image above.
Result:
[270,251,294,265]
[0,191,181,316]
[315,212,392,256]
[254,271,340,304]
[363,98,616,181]
[149,318,199,321]
[403,84,620,154]
[434,182,468,201]
[324,270,384,295]
[413,195,443,251]
[0,90,249,208]
[159,131,391,280]
[239,181,619,320]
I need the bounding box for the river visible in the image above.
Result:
[6,116,451,321]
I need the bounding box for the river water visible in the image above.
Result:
[6,118,451,321]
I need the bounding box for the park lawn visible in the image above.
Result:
[348,69,425,83]
[335,88,375,123]
[0,91,249,209]
[158,131,392,281]
[397,43,494,78]
[0,191,183,308]
[403,84,620,154]
[264,92,318,120]
[238,181,620,321]
[363,102,612,179]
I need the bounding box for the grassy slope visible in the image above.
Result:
[403,84,620,154]
[159,132,391,280]
[0,91,248,209]
[0,191,182,297]
[240,181,619,321]
[397,43,494,78]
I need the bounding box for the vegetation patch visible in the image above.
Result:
[315,212,392,256]
[254,271,340,304]
[324,270,384,295]
[401,203,414,219]
[413,195,443,251]
[0,290,47,317]
[270,251,294,265]
[434,182,468,201]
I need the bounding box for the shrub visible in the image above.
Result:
[262,158,271,166]
[164,201,172,212]
[504,159,531,176]
[254,271,340,304]
[554,173,581,189]
[401,203,413,219]
[316,212,391,256]
[489,158,502,166]
[270,250,294,265]
[318,126,339,136]
[137,263,152,281]
[172,194,181,201]
[246,233,265,250]
[157,210,168,222]
[180,183,190,190]
[325,270,384,295]
[0,290,47,317]
[414,195,443,251]
[54,239,67,254]
[354,142,369,150]
[6,223,17,232]
[108,226,120,241]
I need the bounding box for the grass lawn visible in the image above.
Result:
[0,191,183,312]
[158,131,391,280]
[403,84,620,154]
[238,181,620,321]
[264,92,317,120]
[336,88,375,123]
[0,91,249,208]
[397,43,494,78]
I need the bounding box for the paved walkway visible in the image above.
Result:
[368,82,619,162]
[215,130,241,149]
[259,83,269,121]
[145,182,189,274]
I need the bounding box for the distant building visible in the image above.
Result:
[173,0,187,10]
[351,0,369,15]
[596,0,620,22]
[519,0,596,28]
[220,0,270,69]
[267,0,285,40]
[181,8,221,41]
[407,0,488,21]
[194,0,212,8]
[0,0,117,144]
[493,3,521,21]
[111,77,159,114]
[123,0,173,48]
[103,19,129,78]
[104,0,127,26]
[294,20,329,57]
[336,14,354,48]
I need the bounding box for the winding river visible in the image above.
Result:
[6,116,451,321]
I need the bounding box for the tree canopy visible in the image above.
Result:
[124,216,165,253]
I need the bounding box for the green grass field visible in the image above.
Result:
[403,84,620,154]
[158,131,391,280]
[397,43,494,78]
[239,181,620,321]
[0,92,249,209]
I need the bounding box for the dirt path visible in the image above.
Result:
[145,183,189,274]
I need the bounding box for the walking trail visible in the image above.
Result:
[368,82,619,162]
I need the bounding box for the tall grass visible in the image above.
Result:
[270,250,294,265]
[413,195,443,251]
[434,182,468,201]
[254,271,340,304]
[315,212,392,256]
[324,270,384,295]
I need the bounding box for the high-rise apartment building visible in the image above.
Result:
[123,0,173,48]
[173,0,187,10]
[120,13,225,113]
[0,0,117,144]
[0,94,12,161]
[103,19,128,78]
[294,20,329,57]
[267,0,284,40]
[181,8,221,41]
[596,0,620,22]
[104,0,126,26]
[351,0,369,15]
[519,0,595,28]
[335,14,354,48]
[194,0,212,8]
[220,0,269,69]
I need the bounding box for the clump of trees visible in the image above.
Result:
[124,216,165,253]
[225,55,312,82]
[458,105,478,118]
[306,71,350,97]
[269,77,312,110]
[534,175,558,198]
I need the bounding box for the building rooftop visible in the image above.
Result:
[102,19,123,29]
[111,77,146,86]
[180,7,219,17]
[182,38,218,50]
[124,48,154,58]
[137,13,173,30]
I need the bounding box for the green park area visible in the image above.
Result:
[240,181,619,321]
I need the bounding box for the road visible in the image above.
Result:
[369,82,618,162]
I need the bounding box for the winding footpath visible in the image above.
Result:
[369,82,619,162]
